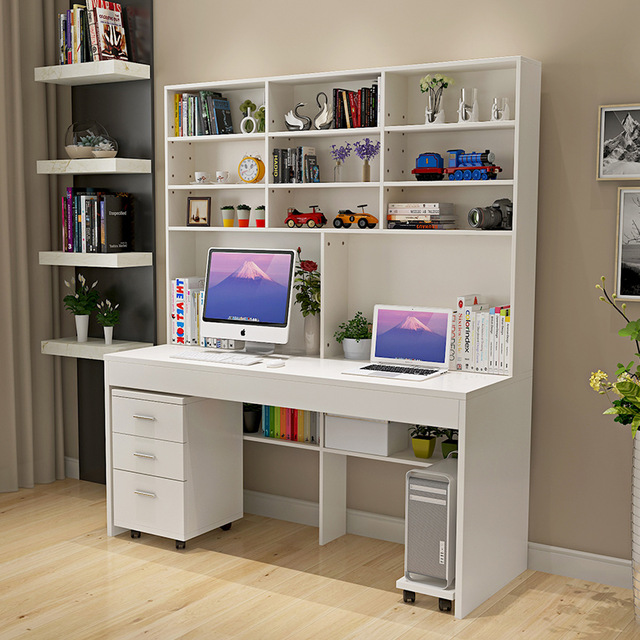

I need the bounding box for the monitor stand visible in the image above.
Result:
[243,341,275,356]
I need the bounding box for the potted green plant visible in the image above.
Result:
[409,424,439,459]
[96,299,120,345]
[334,311,372,360]
[236,203,251,227]
[221,204,235,227]
[63,274,99,343]
[439,428,458,459]
[243,403,262,433]
[253,204,266,227]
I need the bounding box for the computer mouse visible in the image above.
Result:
[266,360,286,368]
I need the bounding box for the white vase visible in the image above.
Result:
[75,314,89,343]
[104,326,114,345]
[342,338,371,360]
[633,436,640,621]
[304,314,320,355]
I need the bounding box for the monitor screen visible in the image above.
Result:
[201,248,296,349]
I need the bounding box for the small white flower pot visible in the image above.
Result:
[104,326,114,345]
[342,338,371,360]
[75,314,89,342]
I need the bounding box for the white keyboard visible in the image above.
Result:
[170,349,263,366]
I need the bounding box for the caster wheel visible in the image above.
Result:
[176,540,186,550]
[438,598,452,612]
[402,590,415,603]
[220,523,232,531]
[130,530,141,539]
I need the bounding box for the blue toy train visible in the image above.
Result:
[411,149,502,181]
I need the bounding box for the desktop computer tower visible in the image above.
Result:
[404,458,457,588]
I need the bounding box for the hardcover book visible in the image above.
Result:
[101,194,133,252]
[86,0,128,61]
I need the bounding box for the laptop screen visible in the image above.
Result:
[372,305,452,366]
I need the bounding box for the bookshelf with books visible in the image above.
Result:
[36,0,154,483]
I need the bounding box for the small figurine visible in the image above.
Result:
[333,204,378,229]
[285,103,312,130]
[457,88,478,123]
[411,152,445,181]
[239,99,257,134]
[313,92,333,130]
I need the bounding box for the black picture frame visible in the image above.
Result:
[187,197,211,226]
[598,104,640,180]
[615,188,640,300]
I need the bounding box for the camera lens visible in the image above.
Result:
[468,206,503,229]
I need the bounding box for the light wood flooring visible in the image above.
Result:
[0,478,638,639]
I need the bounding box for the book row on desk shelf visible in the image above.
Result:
[58,1,141,65]
[451,297,511,375]
[61,189,134,253]
[260,406,320,444]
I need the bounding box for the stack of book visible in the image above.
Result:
[261,406,320,443]
[173,91,233,136]
[333,83,379,129]
[61,189,133,253]
[386,202,456,230]
[58,1,129,64]
[272,146,319,183]
[451,295,511,375]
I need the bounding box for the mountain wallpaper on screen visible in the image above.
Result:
[375,312,447,362]
[206,260,289,324]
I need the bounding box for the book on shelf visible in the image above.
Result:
[260,405,319,443]
[170,276,204,345]
[387,221,456,230]
[86,0,128,61]
[272,147,320,184]
[173,91,232,136]
[332,83,379,129]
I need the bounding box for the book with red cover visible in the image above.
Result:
[86,0,128,61]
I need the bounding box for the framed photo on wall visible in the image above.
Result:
[187,197,211,226]
[615,188,640,300]
[598,104,640,180]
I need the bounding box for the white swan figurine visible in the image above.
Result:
[313,92,333,130]
[285,103,311,130]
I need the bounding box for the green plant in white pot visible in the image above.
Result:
[409,424,439,459]
[334,311,372,360]
[63,274,99,343]
[96,299,120,345]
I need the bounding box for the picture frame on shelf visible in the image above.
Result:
[597,104,640,180]
[615,187,640,300]
[187,197,211,227]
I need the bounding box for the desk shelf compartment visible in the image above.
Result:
[243,432,320,451]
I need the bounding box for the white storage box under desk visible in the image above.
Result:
[324,414,409,456]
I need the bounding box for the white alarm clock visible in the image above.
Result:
[238,154,265,183]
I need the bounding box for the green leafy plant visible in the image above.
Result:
[78,133,109,147]
[293,247,320,317]
[63,274,99,315]
[221,205,235,210]
[334,311,372,344]
[237,204,251,210]
[439,428,458,443]
[255,205,266,210]
[409,425,439,440]
[590,276,640,436]
[96,299,120,327]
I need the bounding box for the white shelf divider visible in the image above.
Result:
[38,252,153,268]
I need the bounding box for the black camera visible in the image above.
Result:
[468,198,513,230]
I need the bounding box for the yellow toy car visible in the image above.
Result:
[333,204,378,229]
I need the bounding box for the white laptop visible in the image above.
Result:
[343,305,453,381]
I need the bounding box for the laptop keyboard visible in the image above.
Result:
[361,364,438,376]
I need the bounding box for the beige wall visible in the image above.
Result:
[153,0,640,558]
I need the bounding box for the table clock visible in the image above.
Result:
[238,154,265,183]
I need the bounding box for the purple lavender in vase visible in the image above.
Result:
[353,138,380,182]
[330,143,352,182]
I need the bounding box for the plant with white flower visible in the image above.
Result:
[419,73,454,122]
[96,299,120,327]
[62,274,99,315]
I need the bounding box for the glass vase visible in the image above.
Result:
[333,160,343,182]
[304,314,320,355]
[65,121,109,159]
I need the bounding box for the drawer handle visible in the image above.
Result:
[133,452,156,460]
[132,414,156,421]
[134,490,156,498]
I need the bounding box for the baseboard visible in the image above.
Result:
[65,457,79,480]
[243,491,633,588]
[243,490,404,543]
[528,542,632,589]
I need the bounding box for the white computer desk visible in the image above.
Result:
[104,344,533,618]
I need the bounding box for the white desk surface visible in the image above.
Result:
[104,344,513,402]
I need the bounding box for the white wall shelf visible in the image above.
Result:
[34,60,150,85]
[37,158,152,175]
[38,251,153,268]
[41,337,153,360]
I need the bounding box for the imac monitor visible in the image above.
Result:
[201,248,296,354]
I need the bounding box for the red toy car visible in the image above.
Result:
[284,205,327,228]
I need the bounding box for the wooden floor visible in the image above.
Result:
[0,479,638,639]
